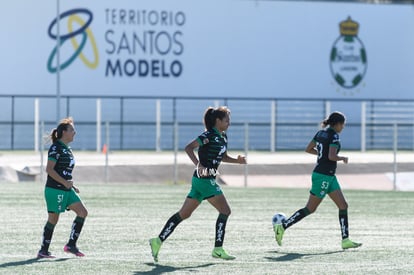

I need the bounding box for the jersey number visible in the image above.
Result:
[317,143,323,160]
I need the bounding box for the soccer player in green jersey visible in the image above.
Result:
[149,106,247,262]
[37,117,88,258]
[273,111,362,249]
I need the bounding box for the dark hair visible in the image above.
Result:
[322,111,346,128]
[203,106,230,131]
[50,117,74,143]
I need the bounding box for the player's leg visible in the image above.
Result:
[274,173,328,246]
[159,197,200,242]
[274,194,321,246]
[283,172,328,230]
[149,197,200,262]
[284,193,321,229]
[328,189,348,238]
[64,201,87,256]
[149,176,203,262]
[159,197,199,242]
[208,194,235,260]
[208,193,231,248]
[38,212,59,258]
[38,187,66,258]
[171,176,204,229]
[64,189,88,257]
[328,189,362,249]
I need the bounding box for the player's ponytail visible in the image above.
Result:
[203,107,216,131]
[50,128,58,143]
[322,111,346,128]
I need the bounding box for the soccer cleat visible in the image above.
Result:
[273,224,285,246]
[212,247,236,260]
[37,250,56,259]
[64,245,85,257]
[149,237,162,262]
[341,238,362,249]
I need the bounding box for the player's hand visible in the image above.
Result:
[342,157,348,164]
[238,155,247,164]
[73,185,80,193]
[65,180,74,189]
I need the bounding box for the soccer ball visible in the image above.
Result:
[272,212,286,225]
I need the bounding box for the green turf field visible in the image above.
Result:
[0,182,413,274]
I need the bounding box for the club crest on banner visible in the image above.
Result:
[330,16,367,96]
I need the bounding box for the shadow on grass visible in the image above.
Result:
[134,262,215,274]
[0,257,70,268]
[265,250,343,262]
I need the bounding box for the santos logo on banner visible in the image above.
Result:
[47,8,99,73]
[47,7,185,78]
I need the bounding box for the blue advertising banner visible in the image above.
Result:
[1,0,413,99]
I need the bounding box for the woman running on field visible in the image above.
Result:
[37,117,88,258]
[149,106,247,262]
[273,111,362,249]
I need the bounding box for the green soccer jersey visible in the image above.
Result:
[312,127,341,176]
[193,127,227,179]
[46,140,75,190]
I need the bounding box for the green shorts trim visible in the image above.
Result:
[44,187,81,213]
[187,177,223,203]
[310,172,341,199]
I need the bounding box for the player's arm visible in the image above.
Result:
[186,138,213,177]
[184,139,200,166]
[328,146,348,163]
[46,159,73,189]
[305,140,317,155]
[222,152,246,164]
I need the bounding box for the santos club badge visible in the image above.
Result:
[330,17,367,93]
